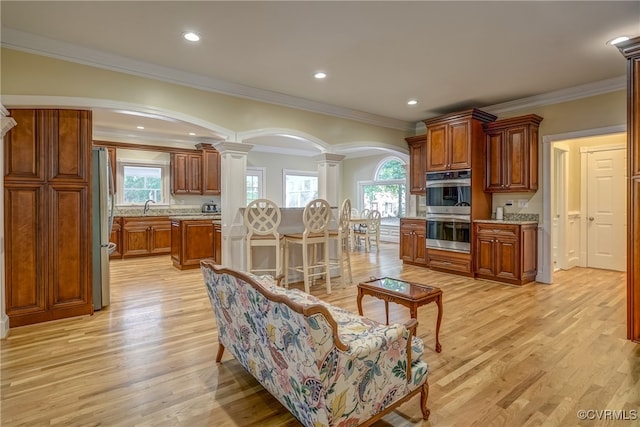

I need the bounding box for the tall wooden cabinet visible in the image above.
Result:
[4,109,93,327]
[617,36,640,343]
[400,218,427,265]
[484,115,543,192]
[406,135,427,195]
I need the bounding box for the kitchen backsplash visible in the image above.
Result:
[114,205,218,217]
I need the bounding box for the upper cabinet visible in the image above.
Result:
[423,109,497,172]
[483,114,543,192]
[405,134,427,195]
[170,145,221,195]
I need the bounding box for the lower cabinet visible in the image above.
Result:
[400,218,427,265]
[109,217,122,259]
[427,248,473,276]
[171,219,218,269]
[121,217,172,258]
[474,222,537,285]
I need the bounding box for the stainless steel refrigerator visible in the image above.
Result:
[92,147,115,310]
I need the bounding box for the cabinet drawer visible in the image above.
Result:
[427,249,472,274]
[475,223,518,238]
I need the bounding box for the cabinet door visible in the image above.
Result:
[213,223,222,264]
[426,124,448,171]
[4,184,46,318]
[149,220,172,254]
[495,237,519,281]
[475,233,496,276]
[485,130,505,192]
[187,154,202,193]
[504,126,529,191]
[183,221,215,265]
[48,184,92,315]
[109,217,122,259]
[122,222,151,257]
[408,139,426,194]
[202,149,221,195]
[413,228,427,265]
[400,226,415,261]
[5,109,45,182]
[171,153,189,194]
[49,110,91,183]
[171,220,181,263]
[449,120,472,170]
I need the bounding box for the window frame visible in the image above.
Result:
[357,157,407,224]
[282,169,319,208]
[116,158,170,207]
[246,166,266,204]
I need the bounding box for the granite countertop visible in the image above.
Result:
[169,214,221,221]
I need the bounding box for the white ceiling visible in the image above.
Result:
[2,1,639,156]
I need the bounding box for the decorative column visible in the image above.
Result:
[213,141,253,271]
[617,36,640,343]
[1,106,17,339]
[315,153,345,207]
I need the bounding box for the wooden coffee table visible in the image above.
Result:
[357,277,443,352]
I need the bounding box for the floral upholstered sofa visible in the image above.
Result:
[200,261,430,426]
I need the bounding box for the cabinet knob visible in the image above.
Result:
[589,217,595,221]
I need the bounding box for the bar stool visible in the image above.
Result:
[244,198,284,280]
[284,198,332,294]
[329,198,353,285]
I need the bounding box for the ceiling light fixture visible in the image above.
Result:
[136,126,145,130]
[183,32,201,42]
[407,99,418,106]
[607,35,630,45]
[314,72,327,79]
[189,132,196,136]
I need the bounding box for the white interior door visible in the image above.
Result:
[586,148,626,271]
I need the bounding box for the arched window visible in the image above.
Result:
[359,157,406,225]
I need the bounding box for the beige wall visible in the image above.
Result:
[1,48,409,148]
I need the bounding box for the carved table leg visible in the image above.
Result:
[357,288,364,316]
[420,381,430,420]
[435,294,443,353]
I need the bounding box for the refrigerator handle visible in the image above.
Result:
[107,151,115,233]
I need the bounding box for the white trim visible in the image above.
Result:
[246,167,266,202]
[282,169,319,208]
[540,124,626,284]
[117,160,170,206]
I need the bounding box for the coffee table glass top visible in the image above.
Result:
[360,277,439,299]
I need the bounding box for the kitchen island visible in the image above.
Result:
[170,214,222,269]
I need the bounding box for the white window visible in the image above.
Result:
[117,160,169,205]
[358,157,406,226]
[283,169,318,207]
[246,167,265,204]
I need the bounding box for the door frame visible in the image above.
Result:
[553,144,569,271]
[579,143,627,269]
[540,125,626,284]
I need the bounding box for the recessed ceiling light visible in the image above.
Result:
[314,72,327,79]
[136,126,145,130]
[189,132,196,136]
[183,32,201,42]
[407,99,418,106]
[607,35,630,46]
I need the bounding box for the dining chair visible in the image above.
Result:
[329,198,353,285]
[284,198,332,294]
[244,198,284,280]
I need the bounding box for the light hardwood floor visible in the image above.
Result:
[1,244,639,426]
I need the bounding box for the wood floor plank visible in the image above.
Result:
[1,243,639,426]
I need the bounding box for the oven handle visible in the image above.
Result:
[426,214,471,223]
[425,179,471,188]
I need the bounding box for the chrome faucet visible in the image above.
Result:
[143,199,156,215]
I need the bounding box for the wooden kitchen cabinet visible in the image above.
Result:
[474,222,537,285]
[213,223,222,264]
[121,216,172,257]
[423,109,496,172]
[171,153,202,194]
[202,148,221,195]
[4,109,93,327]
[483,115,543,192]
[109,217,122,259]
[406,135,427,195]
[400,218,427,265]
[171,219,216,269]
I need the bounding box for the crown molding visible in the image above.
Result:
[2,28,413,132]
